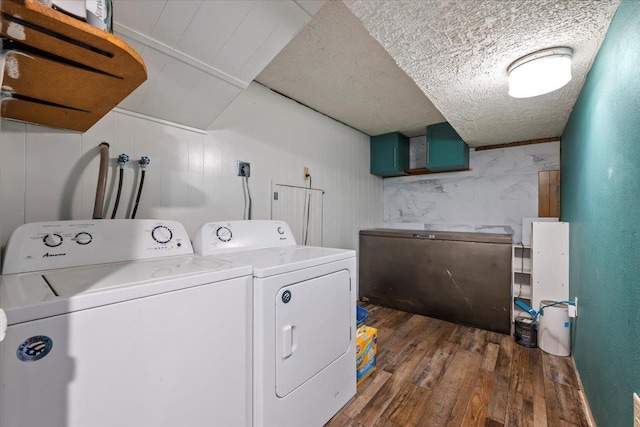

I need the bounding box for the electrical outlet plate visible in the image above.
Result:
[303,166,309,179]
[569,297,577,318]
[634,393,640,427]
[237,161,250,177]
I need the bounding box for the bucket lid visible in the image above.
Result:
[515,315,536,325]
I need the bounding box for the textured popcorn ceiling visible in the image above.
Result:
[256,0,445,137]
[344,0,620,146]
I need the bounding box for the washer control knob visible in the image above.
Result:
[74,232,92,245]
[43,234,63,248]
[216,226,232,242]
[152,226,173,244]
[277,226,285,235]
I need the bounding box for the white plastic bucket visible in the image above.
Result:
[538,300,570,356]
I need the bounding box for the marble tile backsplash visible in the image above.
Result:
[384,140,560,243]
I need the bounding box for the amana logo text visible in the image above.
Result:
[43,252,66,258]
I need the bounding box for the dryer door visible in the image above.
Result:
[275,269,351,397]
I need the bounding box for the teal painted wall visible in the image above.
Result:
[561,2,640,426]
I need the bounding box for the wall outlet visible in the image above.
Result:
[303,166,309,179]
[237,161,250,177]
[634,393,640,427]
[569,297,578,318]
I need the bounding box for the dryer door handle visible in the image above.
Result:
[0,309,6,342]
[281,324,296,359]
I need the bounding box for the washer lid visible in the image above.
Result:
[211,246,355,278]
[0,255,251,325]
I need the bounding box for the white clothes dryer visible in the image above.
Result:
[0,220,253,427]
[193,220,357,427]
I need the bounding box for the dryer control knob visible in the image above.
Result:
[152,225,173,244]
[216,226,232,242]
[277,226,285,235]
[43,234,63,247]
[74,232,92,245]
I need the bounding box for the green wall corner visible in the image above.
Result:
[561,2,640,426]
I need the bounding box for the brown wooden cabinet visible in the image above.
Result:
[0,0,147,132]
[538,170,560,217]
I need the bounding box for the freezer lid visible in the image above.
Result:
[359,228,513,244]
[0,255,252,324]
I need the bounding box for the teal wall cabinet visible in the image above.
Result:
[426,122,469,172]
[370,132,409,177]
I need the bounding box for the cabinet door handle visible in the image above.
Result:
[0,309,6,342]
[426,141,429,165]
[412,233,436,239]
[393,147,397,168]
[282,324,296,359]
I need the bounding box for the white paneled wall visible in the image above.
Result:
[0,83,383,263]
[272,184,324,246]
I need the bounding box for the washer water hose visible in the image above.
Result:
[110,153,129,219]
[514,299,576,321]
[242,176,252,220]
[93,142,110,219]
[131,156,150,219]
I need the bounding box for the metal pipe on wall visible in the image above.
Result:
[111,153,129,219]
[92,142,110,219]
[130,156,150,219]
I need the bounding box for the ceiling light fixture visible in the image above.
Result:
[508,47,573,98]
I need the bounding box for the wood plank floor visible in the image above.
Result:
[326,304,590,427]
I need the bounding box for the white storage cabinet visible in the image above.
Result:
[512,221,569,320]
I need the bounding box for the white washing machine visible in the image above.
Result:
[193,220,357,427]
[0,219,253,427]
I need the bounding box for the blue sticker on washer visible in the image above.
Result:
[17,336,53,362]
[564,322,569,328]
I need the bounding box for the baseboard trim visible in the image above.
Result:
[571,356,597,426]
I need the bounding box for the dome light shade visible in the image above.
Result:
[508,47,573,98]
